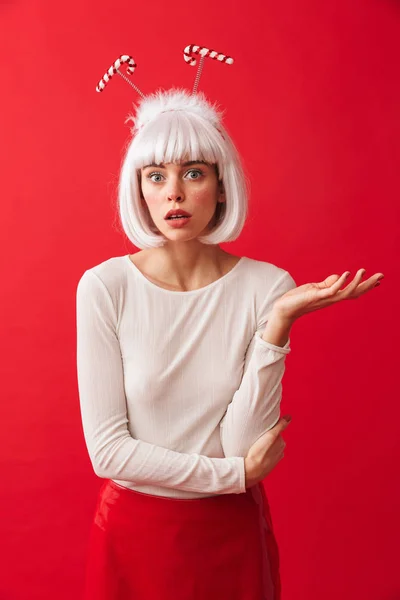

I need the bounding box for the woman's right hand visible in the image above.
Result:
[244,415,292,488]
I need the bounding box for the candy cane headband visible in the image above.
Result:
[183,45,234,95]
[95,45,234,97]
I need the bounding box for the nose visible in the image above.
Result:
[165,170,186,203]
[168,192,183,202]
[166,172,185,201]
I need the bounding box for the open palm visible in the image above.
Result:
[273,269,385,321]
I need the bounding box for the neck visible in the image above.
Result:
[142,242,229,287]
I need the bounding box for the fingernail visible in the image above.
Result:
[374,282,381,287]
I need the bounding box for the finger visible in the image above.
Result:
[317,271,352,299]
[321,269,369,300]
[319,270,384,303]
[347,272,384,297]
[270,417,292,437]
[339,269,384,298]
[338,268,366,297]
[321,274,341,288]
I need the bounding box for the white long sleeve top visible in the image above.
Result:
[76,254,296,499]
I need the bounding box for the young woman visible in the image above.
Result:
[76,88,384,600]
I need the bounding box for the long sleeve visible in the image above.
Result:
[76,269,245,495]
[220,270,297,458]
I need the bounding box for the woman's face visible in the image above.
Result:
[139,159,224,239]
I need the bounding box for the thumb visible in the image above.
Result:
[270,415,292,437]
[279,414,292,430]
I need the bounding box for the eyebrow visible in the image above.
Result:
[142,160,209,169]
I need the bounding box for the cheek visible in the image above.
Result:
[144,195,158,207]
[141,187,159,208]
[191,189,216,207]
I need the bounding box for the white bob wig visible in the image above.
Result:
[117,87,250,249]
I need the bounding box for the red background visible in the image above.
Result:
[1,1,399,598]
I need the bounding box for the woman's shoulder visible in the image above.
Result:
[243,255,294,284]
[77,255,129,292]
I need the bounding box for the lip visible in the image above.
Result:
[164,209,192,219]
[165,216,192,229]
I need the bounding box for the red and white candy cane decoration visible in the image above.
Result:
[95,54,145,98]
[183,45,234,94]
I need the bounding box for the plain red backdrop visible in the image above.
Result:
[1,1,399,599]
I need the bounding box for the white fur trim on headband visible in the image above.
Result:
[129,87,225,133]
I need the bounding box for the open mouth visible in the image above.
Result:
[166,215,192,227]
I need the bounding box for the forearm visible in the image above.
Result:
[261,310,295,347]
[89,432,246,495]
[220,314,295,457]
[220,314,296,457]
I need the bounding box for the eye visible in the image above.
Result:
[186,169,203,180]
[146,168,204,183]
[146,171,163,183]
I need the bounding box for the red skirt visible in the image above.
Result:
[83,479,281,600]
